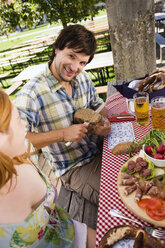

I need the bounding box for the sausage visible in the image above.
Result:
[134,186,143,202]
[124,184,137,195]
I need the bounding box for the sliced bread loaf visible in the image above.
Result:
[73,108,104,133]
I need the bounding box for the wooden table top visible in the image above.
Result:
[85,51,113,71]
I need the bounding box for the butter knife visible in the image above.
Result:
[116,116,135,119]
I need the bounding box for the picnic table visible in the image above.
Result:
[95,89,165,247]
[155,12,165,32]
[85,51,114,85]
[0,72,10,87]
[155,12,165,22]
[0,55,36,76]
[5,63,46,95]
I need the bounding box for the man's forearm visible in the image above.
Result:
[26,129,64,150]
[26,123,88,149]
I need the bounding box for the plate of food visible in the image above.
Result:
[111,130,165,226]
[98,225,164,248]
[117,152,165,227]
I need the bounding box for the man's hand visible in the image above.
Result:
[63,124,88,142]
[93,117,111,136]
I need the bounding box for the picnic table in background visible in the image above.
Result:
[0,43,50,77]
[5,63,46,95]
[155,12,165,22]
[85,51,114,85]
[0,55,36,76]
[155,12,165,32]
[0,72,10,88]
[86,20,109,33]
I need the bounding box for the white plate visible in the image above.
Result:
[112,238,134,248]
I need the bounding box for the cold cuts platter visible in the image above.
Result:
[117,155,165,227]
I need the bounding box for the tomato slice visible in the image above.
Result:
[146,208,165,221]
[138,198,162,210]
[151,201,165,217]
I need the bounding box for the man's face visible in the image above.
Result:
[52,47,90,82]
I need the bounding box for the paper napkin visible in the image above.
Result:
[108,122,135,149]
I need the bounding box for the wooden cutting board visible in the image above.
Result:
[117,157,165,227]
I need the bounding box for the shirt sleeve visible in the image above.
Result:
[14,89,39,133]
[84,71,104,108]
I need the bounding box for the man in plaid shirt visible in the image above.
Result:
[14,24,111,205]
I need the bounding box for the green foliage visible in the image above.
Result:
[0,0,105,35]
[0,1,20,36]
[0,0,44,36]
[32,0,105,27]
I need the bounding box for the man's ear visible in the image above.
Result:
[55,48,59,55]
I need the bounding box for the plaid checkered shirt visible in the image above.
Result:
[14,63,103,177]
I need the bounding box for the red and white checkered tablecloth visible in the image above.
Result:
[96,92,164,247]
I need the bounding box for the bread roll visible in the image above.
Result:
[112,141,141,155]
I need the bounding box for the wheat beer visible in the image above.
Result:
[151,96,165,130]
[133,92,149,126]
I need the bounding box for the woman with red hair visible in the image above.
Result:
[0,88,96,247]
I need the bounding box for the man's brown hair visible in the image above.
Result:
[50,24,97,64]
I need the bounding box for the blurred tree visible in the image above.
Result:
[0,0,20,37]
[0,0,105,36]
[32,0,105,27]
[0,0,44,36]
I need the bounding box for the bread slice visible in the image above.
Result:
[98,225,164,248]
[73,108,104,133]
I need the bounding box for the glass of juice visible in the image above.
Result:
[133,92,149,126]
[151,96,165,130]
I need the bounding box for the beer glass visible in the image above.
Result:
[133,92,149,126]
[151,96,165,130]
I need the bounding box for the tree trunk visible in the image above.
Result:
[105,0,156,81]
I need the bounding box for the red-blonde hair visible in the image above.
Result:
[0,89,36,191]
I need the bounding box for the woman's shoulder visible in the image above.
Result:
[15,163,44,184]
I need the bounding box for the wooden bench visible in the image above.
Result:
[155,32,165,62]
[38,154,98,229]
[57,186,98,229]
[5,80,25,95]
[96,85,107,95]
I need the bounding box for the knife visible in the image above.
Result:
[65,103,105,146]
[116,116,135,119]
